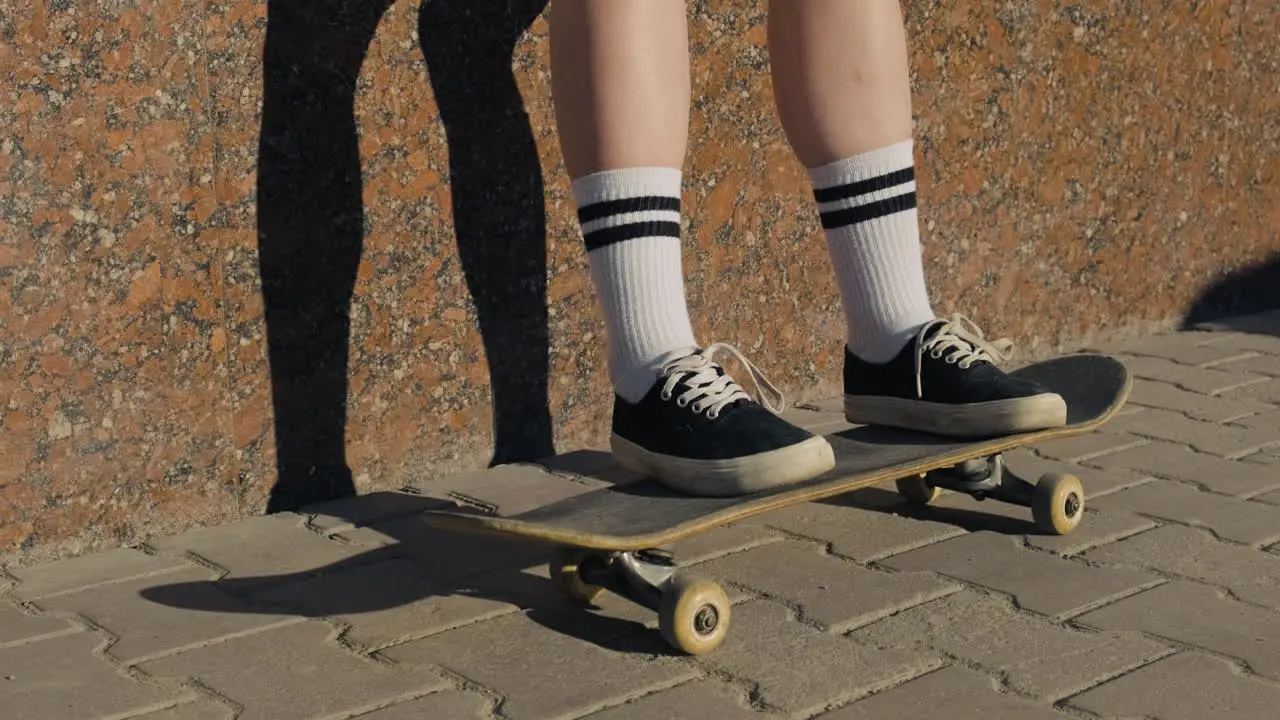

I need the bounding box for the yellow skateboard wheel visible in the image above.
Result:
[1032,473,1085,535]
[659,575,730,655]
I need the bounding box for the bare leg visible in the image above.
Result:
[549,0,835,495]
[767,0,1068,437]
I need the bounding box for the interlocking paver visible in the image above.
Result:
[1119,355,1266,394]
[1002,447,1153,497]
[337,515,550,584]
[36,566,298,663]
[306,491,449,535]
[1076,581,1280,679]
[699,541,959,631]
[1029,431,1148,462]
[1221,378,1280,404]
[1243,451,1280,465]
[819,665,1072,719]
[1127,378,1276,421]
[1082,526,1280,609]
[695,600,941,716]
[1211,353,1280,377]
[748,494,966,562]
[249,557,517,651]
[848,591,1167,700]
[1194,327,1280,354]
[1087,440,1280,496]
[0,600,75,646]
[7,548,190,601]
[1227,408,1280,431]
[134,701,234,720]
[0,631,189,719]
[1256,489,1280,505]
[1067,652,1280,719]
[1096,333,1241,364]
[352,690,491,719]
[882,532,1158,618]
[1091,480,1280,545]
[149,514,371,590]
[138,621,444,720]
[382,610,696,720]
[582,680,760,720]
[1104,407,1280,457]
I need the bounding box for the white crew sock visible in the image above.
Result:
[572,167,698,402]
[808,140,936,363]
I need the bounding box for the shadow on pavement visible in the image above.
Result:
[139,489,670,655]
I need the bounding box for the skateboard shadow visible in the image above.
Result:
[139,490,672,655]
[817,485,1040,536]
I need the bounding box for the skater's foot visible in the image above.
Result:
[843,315,1067,437]
[611,344,836,497]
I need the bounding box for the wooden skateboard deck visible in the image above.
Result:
[424,353,1131,550]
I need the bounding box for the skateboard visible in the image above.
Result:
[423,354,1131,655]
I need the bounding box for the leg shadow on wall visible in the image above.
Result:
[256,0,553,514]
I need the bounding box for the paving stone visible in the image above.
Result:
[668,522,784,565]
[37,566,299,664]
[1098,333,1243,365]
[134,701,235,719]
[352,690,491,719]
[1105,407,1280,457]
[1082,526,1280,609]
[745,496,965,563]
[1227,408,1280,431]
[1029,431,1148,462]
[1088,440,1280,496]
[849,591,1167,701]
[819,665,1072,719]
[0,631,188,718]
[7,548,190,601]
[1256,489,1280,505]
[695,600,941,716]
[1196,327,1280,353]
[307,491,449,535]
[0,599,75,646]
[1120,355,1266,394]
[1076,581,1280,680]
[1220,376,1280,405]
[1003,448,1153,497]
[699,541,959,632]
[382,611,696,720]
[1067,652,1280,719]
[248,557,518,651]
[411,463,608,516]
[139,621,444,720]
[337,515,550,584]
[882,532,1158,618]
[149,514,370,591]
[1212,353,1280,377]
[1091,480,1280,545]
[582,680,759,720]
[1128,378,1276,421]
[1242,451,1280,465]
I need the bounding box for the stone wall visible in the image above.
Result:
[2,0,1277,564]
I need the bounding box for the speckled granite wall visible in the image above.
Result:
[2,0,1277,563]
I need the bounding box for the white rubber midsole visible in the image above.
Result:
[611,434,836,497]
[843,393,1068,437]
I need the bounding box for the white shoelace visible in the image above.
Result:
[913,314,1014,398]
[657,343,785,419]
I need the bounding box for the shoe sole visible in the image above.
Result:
[844,393,1068,438]
[610,434,837,498]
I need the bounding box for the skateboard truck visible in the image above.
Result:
[550,546,732,656]
[895,453,1085,535]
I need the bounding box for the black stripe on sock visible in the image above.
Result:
[819,192,917,230]
[577,195,680,224]
[813,166,915,204]
[583,221,681,252]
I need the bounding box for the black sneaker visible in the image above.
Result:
[843,316,1067,437]
[611,344,836,497]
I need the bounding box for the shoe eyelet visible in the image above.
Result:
[691,401,703,413]
[706,410,720,420]
[930,350,943,359]
[958,360,972,370]
[945,355,958,364]
[676,397,689,408]
[660,391,673,401]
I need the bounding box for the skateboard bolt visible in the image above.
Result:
[1065,493,1082,518]
[694,605,720,635]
